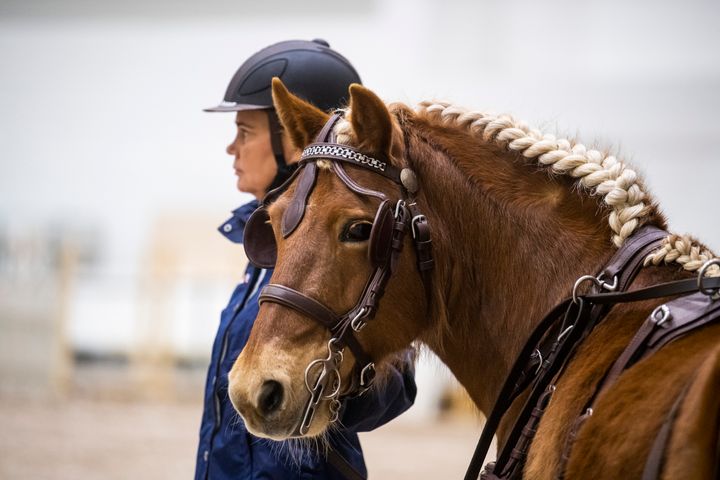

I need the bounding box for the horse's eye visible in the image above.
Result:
[341,221,373,242]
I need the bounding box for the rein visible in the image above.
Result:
[464,228,720,480]
[243,113,433,437]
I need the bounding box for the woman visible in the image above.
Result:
[197,39,417,480]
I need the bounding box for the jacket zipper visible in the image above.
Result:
[214,268,265,428]
[204,267,266,479]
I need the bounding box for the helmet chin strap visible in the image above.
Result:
[266,109,299,192]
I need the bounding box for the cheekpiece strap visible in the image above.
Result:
[279,114,342,237]
[316,113,342,143]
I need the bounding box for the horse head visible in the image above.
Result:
[228,79,430,439]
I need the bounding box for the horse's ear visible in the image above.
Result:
[271,78,330,149]
[348,84,393,156]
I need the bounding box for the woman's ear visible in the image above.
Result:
[272,78,330,149]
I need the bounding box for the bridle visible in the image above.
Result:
[243,113,433,436]
[242,111,720,477]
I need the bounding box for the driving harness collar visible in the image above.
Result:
[464,226,720,480]
[243,113,434,438]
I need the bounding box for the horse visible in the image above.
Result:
[227,78,720,479]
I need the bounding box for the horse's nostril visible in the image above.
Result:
[257,380,284,416]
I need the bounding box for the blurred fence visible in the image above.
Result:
[0,228,74,397]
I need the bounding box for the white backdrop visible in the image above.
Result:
[1,0,718,355]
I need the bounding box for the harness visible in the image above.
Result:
[243,113,433,438]
[465,230,720,480]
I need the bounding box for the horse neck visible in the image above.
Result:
[407,122,615,413]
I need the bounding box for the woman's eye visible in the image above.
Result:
[341,221,373,242]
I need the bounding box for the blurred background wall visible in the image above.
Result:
[1,0,718,478]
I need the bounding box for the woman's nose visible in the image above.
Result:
[226,141,236,156]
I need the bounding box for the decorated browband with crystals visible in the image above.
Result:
[300,142,402,184]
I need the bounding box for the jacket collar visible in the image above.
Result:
[218,200,259,244]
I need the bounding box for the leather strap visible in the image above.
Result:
[279,114,342,237]
[642,379,693,480]
[464,299,574,480]
[282,161,318,237]
[258,284,373,368]
[584,277,720,304]
[494,299,593,477]
[601,292,720,390]
[259,284,339,329]
[332,161,388,200]
[467,230,672,480]
[550,229,668,478]
[556,408,593,478]
[598,226,668,285]
[644,292,720,355]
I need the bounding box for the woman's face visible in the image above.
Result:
[227,110,277,200]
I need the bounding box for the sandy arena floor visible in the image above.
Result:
[0,397,485,479]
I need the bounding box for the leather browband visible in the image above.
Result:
[300,142,403,184]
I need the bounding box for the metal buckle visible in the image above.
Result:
[572,274,618,304]
[530,349,543,375]
[596,274,618,292]
[394,199,407,220]
[350,307,368,332]
[359,362,376,388]
[697,259,720,300]
[651,304,671,326]
[411,214,427,239]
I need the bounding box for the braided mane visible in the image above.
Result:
[334,101,718,277]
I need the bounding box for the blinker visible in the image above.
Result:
[369,200,395,267]
[243,196,398,269]
[243,207,277,268]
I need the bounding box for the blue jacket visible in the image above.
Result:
[195,201,417,480]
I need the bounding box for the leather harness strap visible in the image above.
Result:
[600,292,720,394]
[466,225,720,480]
[641,378,694,480]
[466,226,669,480]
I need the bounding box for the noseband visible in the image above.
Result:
[243,113,434,436]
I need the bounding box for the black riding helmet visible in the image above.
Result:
[205,39,362,191]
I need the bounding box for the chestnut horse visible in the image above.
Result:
[228,79,720,479]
